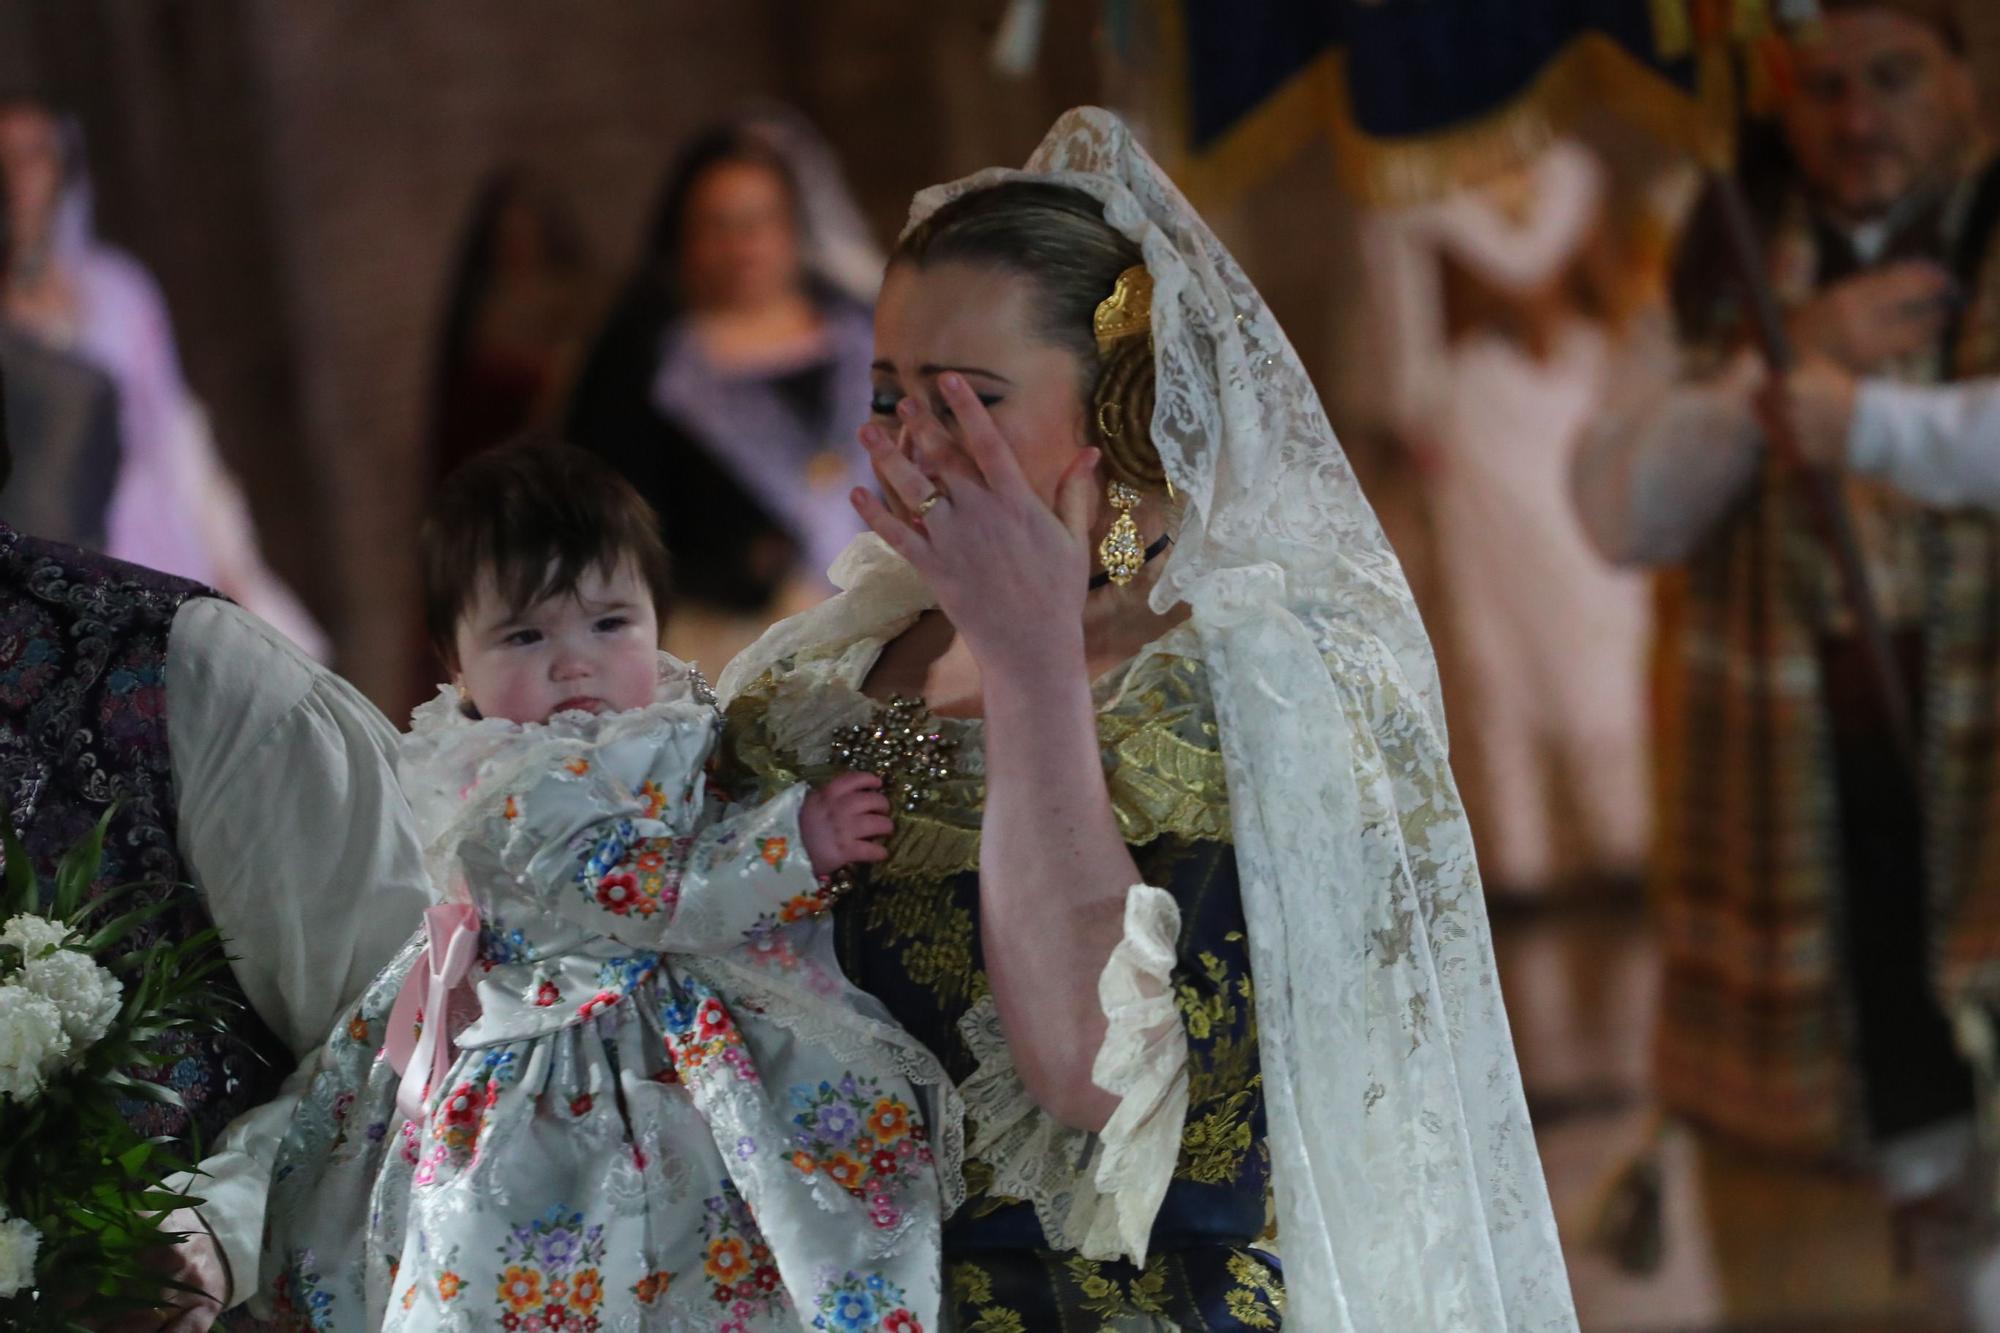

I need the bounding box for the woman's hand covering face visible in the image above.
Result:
[856,261,1105,671]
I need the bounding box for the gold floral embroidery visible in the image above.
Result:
[1064,1255,1170,1318]
[948,1261,1029,1333]
[958,1158,1006,1214]
[1182,1089,1259,1185]
[1226,1250,1286,1323]
[868,808,980,889]
[1098,659,1232,849]
[884,653,1231,887]
[861,876,986,1012]
[1177,950,1229,1040]
[1176,938,1262,1183]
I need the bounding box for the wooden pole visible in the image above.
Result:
[1708,170,1920,783]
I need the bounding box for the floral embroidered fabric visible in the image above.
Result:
[720,586,1279,1328]
[256,655,957,1332]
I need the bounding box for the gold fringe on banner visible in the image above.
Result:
[1153,0,1342,207]
[1160,12,1742,210]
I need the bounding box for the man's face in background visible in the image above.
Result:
[1782,7,1977,223]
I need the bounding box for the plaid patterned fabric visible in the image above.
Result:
[1654,173,2000,1159]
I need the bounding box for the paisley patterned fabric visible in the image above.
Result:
[0,524,287,1146]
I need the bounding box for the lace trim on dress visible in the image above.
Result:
[732,618,1232,888]
[956,884,1187,1266]
[400,653,718,898]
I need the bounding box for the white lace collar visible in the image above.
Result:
[400,653,717,887]
[722,534,1204,769]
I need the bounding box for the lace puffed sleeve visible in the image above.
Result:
[1076,882,1190,1263]
[952,884,1183,1266]
[960,837,1262,1269]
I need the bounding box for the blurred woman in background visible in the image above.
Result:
[0,96,327,661]
[428,166,597,483]
[1363,140,1657,897]
[567,104,880,676]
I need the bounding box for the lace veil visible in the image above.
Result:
[734,101,887,306]
[726,108,1575,1330]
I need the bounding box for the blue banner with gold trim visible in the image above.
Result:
[1169,0,1750,204]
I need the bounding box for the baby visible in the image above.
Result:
[258,442,952,1333]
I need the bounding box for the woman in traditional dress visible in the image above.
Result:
[567,105,880,677]
[1362,140,1651,894]
[428,166,598,483]
[717,107,1574,1330]
[0,96,328,661]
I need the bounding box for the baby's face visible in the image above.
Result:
[452,560,661,725]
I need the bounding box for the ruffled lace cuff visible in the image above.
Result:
[957,883,1189,1267]
[1074,883,1189,1266]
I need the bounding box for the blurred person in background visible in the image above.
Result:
[567,104,881,677]
[0,149,428,1333]
[1575,1,2000,1321]
[428,166,599,484]
[0,95,328,662]
[0,163,118,548]
[1364,138,1652,900]
[413,168,601,699]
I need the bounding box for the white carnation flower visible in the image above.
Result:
[0,985,68,1101]
[20,948,123,1052]
[0,913,73,959]
[0,1209,38,1298]
[0,1210,38,1298]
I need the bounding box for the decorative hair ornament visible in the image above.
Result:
[1092,264,1154,355]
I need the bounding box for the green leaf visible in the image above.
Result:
[81,897,177,955]
[135,1188,202,1210]
[106,1077,183,1109]
[0,799,36,914]
[52,804,115,920]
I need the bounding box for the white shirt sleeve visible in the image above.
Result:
[1848,377,2000,508]
[161,597,429,1305]
[1571,310,1768,566]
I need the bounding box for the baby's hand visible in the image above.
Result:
[799,772,894,877]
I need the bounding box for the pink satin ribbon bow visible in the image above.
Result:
[384,902,481,1124]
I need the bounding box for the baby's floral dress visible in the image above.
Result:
[256,656,958,1333]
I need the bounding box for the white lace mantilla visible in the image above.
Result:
[725,108,1575,1330]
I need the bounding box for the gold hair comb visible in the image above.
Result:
[1093,264,1154,355]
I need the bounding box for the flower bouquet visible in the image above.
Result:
[0,807,244,1328]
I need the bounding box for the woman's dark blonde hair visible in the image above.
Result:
[892,182,1166,492]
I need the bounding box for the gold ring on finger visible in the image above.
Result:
[914,492,947,517]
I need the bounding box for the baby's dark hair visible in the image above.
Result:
[422,437,671,668]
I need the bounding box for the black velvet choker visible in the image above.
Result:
[1088,533,1173,591]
